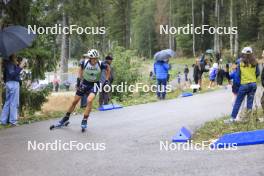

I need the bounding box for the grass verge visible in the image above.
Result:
[192,110,264,143]
[0,111,64,130]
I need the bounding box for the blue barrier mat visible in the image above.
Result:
[98,104,123,111]
[212,129,264,148]
[172,126,192,143]
[181,92,193,97]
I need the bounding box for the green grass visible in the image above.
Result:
[0,111,64,130]
[192,110,264,143]
[119,89,182,107]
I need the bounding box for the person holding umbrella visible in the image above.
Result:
[154,59,170,100]
[153,49,174,100]
[1,54,26,126]
[0,25,36,126]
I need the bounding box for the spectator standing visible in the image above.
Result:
[208,63,218,89]
[99,55,114,106]
[226,47,260,123]
[1,54,25,126]
[183,65,189,88]
[154,60,170,100]
[193,59,202,93]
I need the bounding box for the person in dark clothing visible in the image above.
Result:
[217,65,225,86]
[215,52,221,64]
[198,55,210,89]
[1,54,25,126]
[193,59,202,93]
[99,55,114,106]
[184,65,189,82]
[225,63,231,83]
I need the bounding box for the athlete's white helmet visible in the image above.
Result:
[84,49,100,58]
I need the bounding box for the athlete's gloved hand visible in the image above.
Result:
[76,78,81,89]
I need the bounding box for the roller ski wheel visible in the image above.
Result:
[49,121,70,130]
[81,120,87,132]
[81,127,86,133]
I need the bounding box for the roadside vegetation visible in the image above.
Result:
[192,110,264,143]
[0,52,211,130]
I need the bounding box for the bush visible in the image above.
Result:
[19,86,50,115]
[110,46,141,101]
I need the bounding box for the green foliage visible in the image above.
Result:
[0,0,31,25]
[111,46,141,101]
[19,47,54,80]
[132,0,157,58]
[2,84,51,116]
[176,34,193,56]
[20,86,50,115]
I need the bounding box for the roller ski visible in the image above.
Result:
[50,116,70,130]
[81,119,88,132]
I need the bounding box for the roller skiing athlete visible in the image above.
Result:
[50,49,111,132]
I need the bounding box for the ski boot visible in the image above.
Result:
[50,116,70,130]
[81,119,88,132]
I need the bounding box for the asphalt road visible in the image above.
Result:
[0,88,263,176]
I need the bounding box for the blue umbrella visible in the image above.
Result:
[154,49,176,61]
[0,25,36,58]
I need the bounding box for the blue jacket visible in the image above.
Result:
[229,69,240,86]
[154,61,170,80]
[4,61,22,83]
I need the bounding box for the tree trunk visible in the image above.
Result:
[201,0,204,50]
[125,0,131,49]
[148,31,152,59]
[234,32,239,58]
[214,0,220,53]
[192,0,196,57]
[60,12,69,81]
[230,0,234,57]
[169,0,172,49]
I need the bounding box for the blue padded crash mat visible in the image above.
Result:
[212,129,264,148]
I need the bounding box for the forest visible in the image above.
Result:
[1,0,264,65]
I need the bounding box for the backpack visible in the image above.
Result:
[83,59,102,70]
